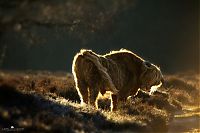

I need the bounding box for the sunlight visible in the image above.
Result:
[175,106,200,118]
[150,82,162,95]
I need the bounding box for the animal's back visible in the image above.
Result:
[103,51,144,98]
[72,50,118,95]
[72,52,98,85]
[104,50,143,70]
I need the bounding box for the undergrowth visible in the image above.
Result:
[0,70,199,132]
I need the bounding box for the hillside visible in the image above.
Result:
[0,70,199,132]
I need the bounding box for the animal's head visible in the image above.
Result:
[139,61,164,93]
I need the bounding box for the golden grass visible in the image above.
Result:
[0,70,199,132]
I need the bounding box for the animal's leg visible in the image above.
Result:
[111,94,118,111]
[119,97,127,102]
[88,88,99,109]
[100,88,106,95]
[77,81,88,105]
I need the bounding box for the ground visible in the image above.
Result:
[0,70,199,133]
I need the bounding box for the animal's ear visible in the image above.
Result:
[143,61,153,69]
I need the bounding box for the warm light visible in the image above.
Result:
[150,82,162,95]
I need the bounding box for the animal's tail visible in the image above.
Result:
[80,49,118,94]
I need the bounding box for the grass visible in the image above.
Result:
[0,70,199,132]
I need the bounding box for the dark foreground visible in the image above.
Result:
[0,70,199,133]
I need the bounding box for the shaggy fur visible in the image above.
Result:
[72,49,164,111]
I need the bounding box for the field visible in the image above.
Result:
[0,70,199,133]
